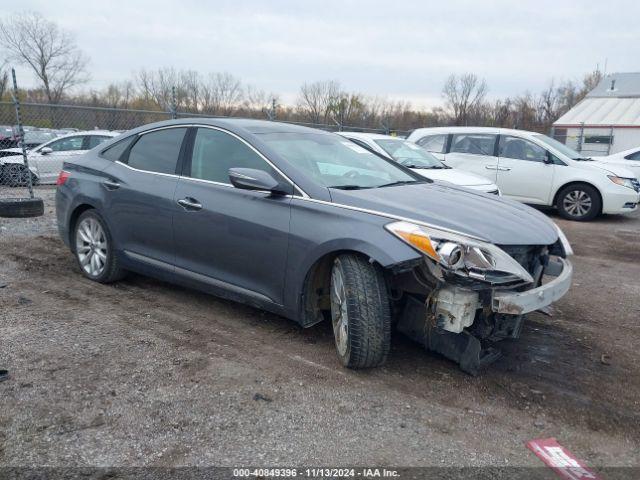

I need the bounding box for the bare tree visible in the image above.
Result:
[201,72,243,115]
[297,80,340,123]
[137,67,181,109]
[101,81,135,109]
[0,59,8,100]
[442,73,488,125]
[0,12,89,104]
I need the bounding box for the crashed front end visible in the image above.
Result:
[386,221,573,375]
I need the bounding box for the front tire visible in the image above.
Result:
[73,210,125,283]
[330,254,391,368]
[556,183,601,221]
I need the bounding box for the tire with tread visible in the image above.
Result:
[330,254,391,368]
[0,197,44,218]
[73,209,126,283]
[555,183,601,221]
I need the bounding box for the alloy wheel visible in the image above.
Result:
[330,265,349,357]
[562,190,592,218]
[75,217,108,277]
[6,164,31,186]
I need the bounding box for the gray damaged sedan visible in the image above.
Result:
[56,119,573,374]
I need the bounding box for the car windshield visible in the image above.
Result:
[373,139,444,168]
[533,134,590,160]
[259,132,424,189]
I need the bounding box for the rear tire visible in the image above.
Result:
[330,254,391,368]
[556,183,601,221]
[73,210,126,283]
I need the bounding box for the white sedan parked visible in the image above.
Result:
[407,127,640,221]
[336,132,501,195]
[591,147,640,180]
[0,130,118,185]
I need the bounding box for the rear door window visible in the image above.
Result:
[101,136,136,162]
[450,134,496,156]
[86,135,112,149]
[125,128,187,175]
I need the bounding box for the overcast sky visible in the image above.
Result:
[4,0,639,107]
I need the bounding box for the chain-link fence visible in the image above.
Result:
[551,125,616,157]
[0,100,408,197]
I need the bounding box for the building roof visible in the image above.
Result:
[554,73,640,127]
[587,72,640,98]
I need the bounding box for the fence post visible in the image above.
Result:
[382,117,390,136]
[607,126,614,155]
[10,68,34,199]
[170,86,177,119]
[576,122,584,153]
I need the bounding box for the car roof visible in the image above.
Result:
[62,130,118,137]
[613,146,640,156]
[409,126,542,138]
[337,131,401,141]
[119,117,330,138]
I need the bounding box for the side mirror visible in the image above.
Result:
[228,168,291,195]
[40,147,53,155]
[543,152,553,164]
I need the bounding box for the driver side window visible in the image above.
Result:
[498,136,547,163]
[189,128,276,183]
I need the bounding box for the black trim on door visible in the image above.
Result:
[494,134,501,157]
[445,134,453,153]
[177,127,196,176]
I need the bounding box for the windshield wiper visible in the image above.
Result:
[328,184,370,190]
[574,157,594,161]
[377,180,425,188]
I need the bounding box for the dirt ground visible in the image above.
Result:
[1,186,639,472]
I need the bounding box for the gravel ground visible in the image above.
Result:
[1,187,639,473]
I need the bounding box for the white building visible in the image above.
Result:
[553,72,640,156]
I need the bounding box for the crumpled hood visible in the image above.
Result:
[411,167,495,187]
[329,183,559,246]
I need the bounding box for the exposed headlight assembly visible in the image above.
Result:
[554,224,573,256]
[385,221,534,284]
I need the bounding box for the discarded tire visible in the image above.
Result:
[0,197,45,218]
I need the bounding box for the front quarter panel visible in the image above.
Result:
[283,198,422,320]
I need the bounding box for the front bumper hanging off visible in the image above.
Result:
[397,257,573,375]
[493,258,573,316]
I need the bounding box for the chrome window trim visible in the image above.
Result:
[133,123,309,198]
[115,160,180,179]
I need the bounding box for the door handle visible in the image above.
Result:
[485,165,498,170]
[102,179,120,190]
[497,167,512,171]
[177,197,202,211]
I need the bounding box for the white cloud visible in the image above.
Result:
[4,0,639,106]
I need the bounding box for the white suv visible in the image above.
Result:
[407,127,640,221]
[336,132,500,195]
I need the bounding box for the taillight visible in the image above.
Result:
[56,170,71,186]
